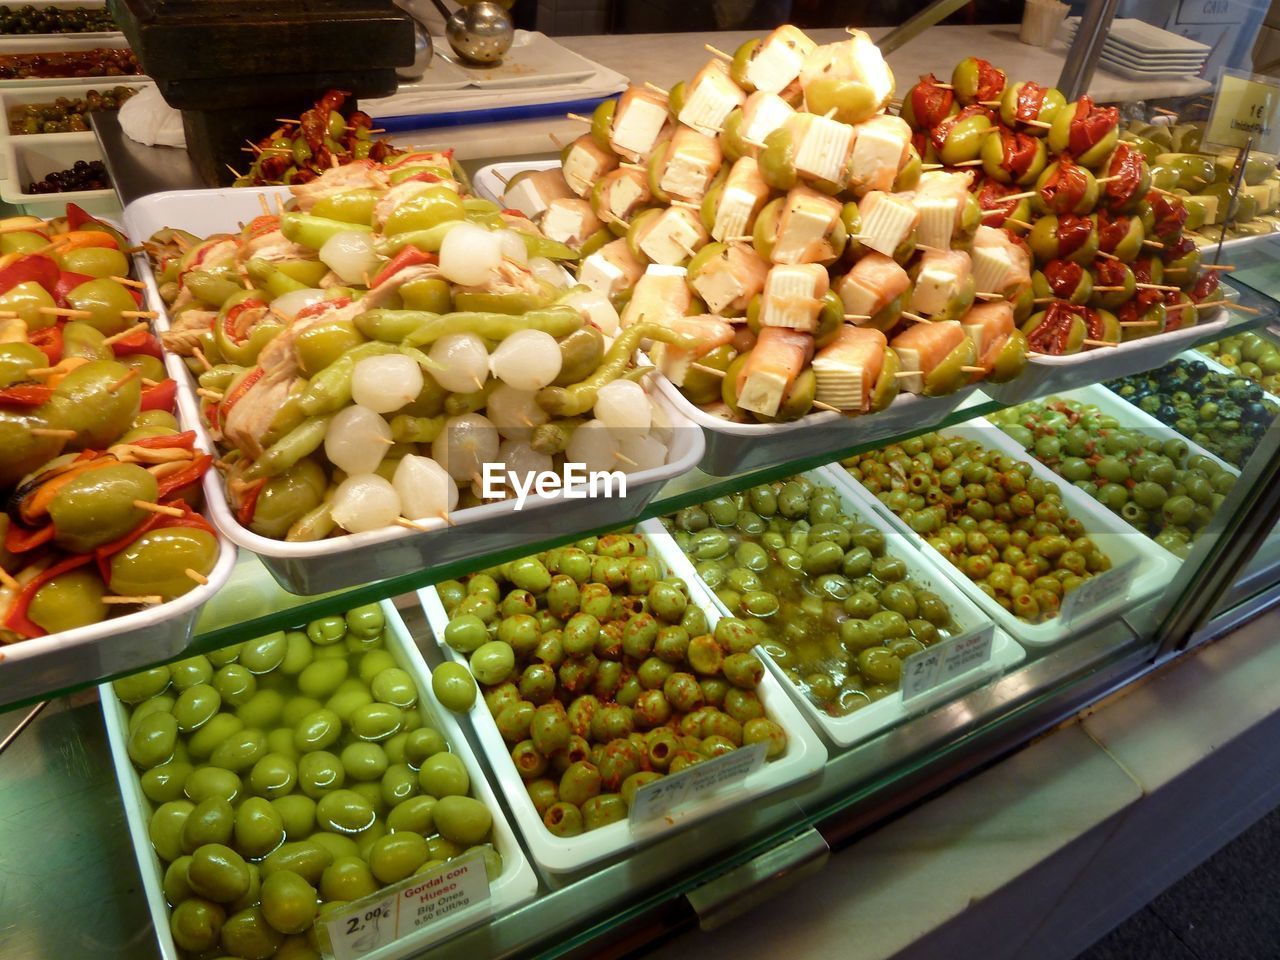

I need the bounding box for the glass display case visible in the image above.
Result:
[4,6,1280,960]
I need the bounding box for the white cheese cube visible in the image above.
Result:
[712,185,758,241]
[895,346,923,394]
[850,124,906,194]
[692,266,746,315]
[639,209,706,265]
[503,178,550,221]
[746,32,810,94]
[794,116,854,184]
[971,246,1016,295]
[738,369,788,417]
[742,93,795,145]
[679,63,745,134]
[773,195,838,264]
[858,193,918,257]
[761,264,824,331]
[579,255,626,297]
[910,264,956,317]
[612,96,668,158]
[916,198,959,250]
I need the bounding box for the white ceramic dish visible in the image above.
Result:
[0,130,118,215]
[829,421,1179,648]
[123,186,705,595]
[416,537,828,873]
[637,465,1024,749]
[983,304,1233,406]
[101,600,539,960]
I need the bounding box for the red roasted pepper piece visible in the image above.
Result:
[139,379,178,412]
[370,248,436,288]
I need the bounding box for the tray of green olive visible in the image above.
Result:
[1197,330,1280,396]
[989,385,1239,560]
[838,424,1177,647]
[102,600,538,960]
[639,469,1022,748]
[125,177,705,596]
[417,531,826,873]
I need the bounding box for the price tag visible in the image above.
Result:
[1204,68,1280,155]
[900,626,995,703]
[327,851,491,960]
[1059,558,1139,628]
[629,741,768,824]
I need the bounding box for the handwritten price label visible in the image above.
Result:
[1205,68,1280,155]
[327,851,491,960]
[900,626,995,702]
[629,741,768,824]
[1059,558,1139,628]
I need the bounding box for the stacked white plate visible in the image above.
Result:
[1063,18,1209,80]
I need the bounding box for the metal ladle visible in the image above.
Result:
[428,0,514,65]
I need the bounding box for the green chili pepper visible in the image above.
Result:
[246,258,308,299]
[553,325,605,386]
[530,418,583,455]
[398,306,583,349]
[280,212,373,250]
[296,341,397,416]
[519,234,581,262]
[198,364,240,393]
[244,414,333,480]
[444,380,499,417]
[536,323,693,417]
[373,221,462,256]
[184,272,243,308]
[310,188,381,226]
[390,414,445,444]
[287,499,336,542]
[452,290,554,315]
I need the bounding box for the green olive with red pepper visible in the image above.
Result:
[937,112,993,166]
[109,527,220,600]
[48,358,142,450]
[27,566,108,634]
[48,462,157,553]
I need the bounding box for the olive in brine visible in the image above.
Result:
[109,527,219,601]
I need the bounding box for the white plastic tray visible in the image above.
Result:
[0,129,117,215]
[0,223,237,708]
[983,305,1232,405]
[637,466,1024,749]
[654,375,982,477]
[0,79,150,177]
[100,599,538,960]
[123,186,706,595]
[473,158,560,206]
[829,421,1179,648]
[989,383,1238,563]
[416,538,828,873]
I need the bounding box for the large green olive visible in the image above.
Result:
[220,905,284,960]
[297,751,345,798]
[142,760,193,804]
[184,765,242,803]
[260,869,318,934]
[0,407,66,489]
[321,856,379,903]
[188,843,251,903]
[387,795,437,834]
[48,359,141,450]
[170,897,226,953]
[418,751,469,797]
[109,527,218,601]
[128,711,178,770]
[270,796,317,840]
[369,832,429,883]
[261,840,331,884]
[65,277,137,336]
[432,795,493,846]
[316,788,377,834]
[210,728,267,772]
[294,708,342,753]
[249,459,327,540]
[27,566,107,635]
[234,796,286,860]
[173,684,222,732]
[115,666,171,703]
[250,753,298,799]
[149,800,195,862]
[182,796,235,852]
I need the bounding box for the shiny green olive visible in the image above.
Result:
[349,702,403,741]
[297,750,345,798]
[219,905,284,960]
[182,796,235,852]
[261,840,332,884]
[184,765,242,803]
[249,460,326,540]
[212,665,257,708]
[340,741,389,782]
[403,726,448,767]
[49,359,142,450]
[170,897,226,953]
[237,691,286,731]
[432,795,493,846]
[369,831,430,883]
[260,870,318,935]
[210,728,267,772]
[188,843,251,903]
[250,753,298,799]
[149,800,195,862]
[114,666,171,703]
[128,711,178,769]
[381,763,420,807]
[293,708,342,753]
[142,760,194,804]
[320,856,379,903]
[108,525,218,601]
[49,462,156,553]
[387,795,437,835]
[26,566,107,635]
[66,277,137,336]
[297,658,350,699]
[280,632,314,675]
[234,796,285,859]
[270,796,317,840]
[418,751,469,797]
[370,667,417,708]
[432,662,477,713]
[171,684,221,733]
[315,788,377,834]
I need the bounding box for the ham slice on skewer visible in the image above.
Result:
[736,326,814,417]
[650,316,738,385]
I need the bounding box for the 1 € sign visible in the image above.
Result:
[1205,68,1280,155]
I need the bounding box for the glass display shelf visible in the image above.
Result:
[3,283,1275,715]
[0,595,1153,960]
